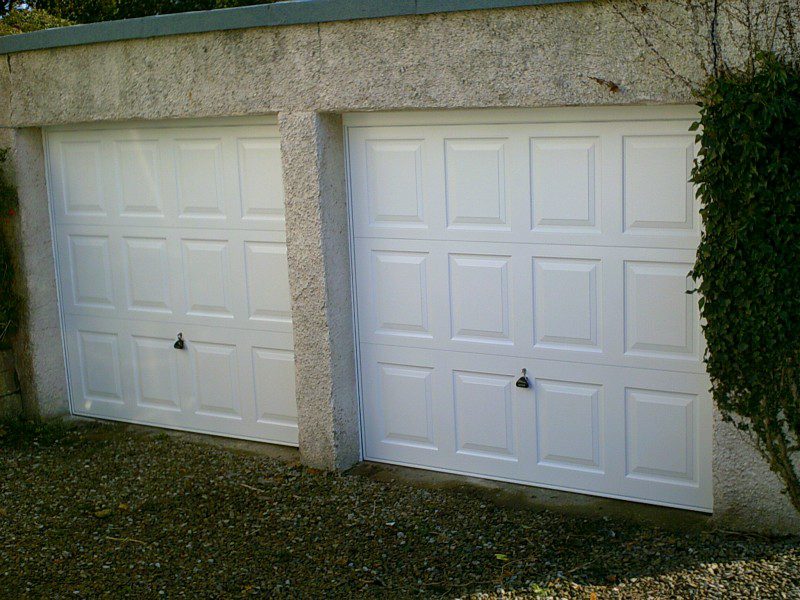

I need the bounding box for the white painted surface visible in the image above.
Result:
[47,120,298,445]
[347,108,712,511]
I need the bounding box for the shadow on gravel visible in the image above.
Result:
[0,419,798,598]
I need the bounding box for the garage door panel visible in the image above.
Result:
[181,238,235,319]
[66,326,127,414]
[61,231,118,312]
[453,370,517,460]
[617,371,711,508]
[356,237,701,373]
[530,136,601,233]
[51,120,298,446]
[364,138,428,229]
[623,135,698,236]
[187,340,243,420]
[48,125,285,231]
[121,235,175,316]
[243,241,292,325]
[351,111,711,510]
[56,224,292,334]
[534,378,604,473]
[359,341,711,509]
[64,314,297,443]
[444,137,511,232]
[173,137,227,221]
[250,347,298,429]
[237,137,285,225]
[623,260,701,362]
[114,138,168,219]
[360,346,445,466]
[348,120,699,251]
[179,323,297,442]
[360,345,531,481]
[50,137,108,220]
[532,256,601,352]
[527,363,710,508]
[131,333,182,412]
[448,253,513,345]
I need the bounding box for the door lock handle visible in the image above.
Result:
[516,368,530,389]
[173,333,185,350]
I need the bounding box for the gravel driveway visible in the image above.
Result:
[1,420,798,599]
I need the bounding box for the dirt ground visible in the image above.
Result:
[1,420,798,599]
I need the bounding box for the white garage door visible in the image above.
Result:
[347,108,712,511]
[47,119,298,445]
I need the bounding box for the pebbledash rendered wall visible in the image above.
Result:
[0,0,797,534]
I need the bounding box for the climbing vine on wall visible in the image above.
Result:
[0,148,19,349]
[690,53,800,512]
[616,1,800,514]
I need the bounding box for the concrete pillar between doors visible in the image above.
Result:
[278,112,360,471]
[10,128,69,418]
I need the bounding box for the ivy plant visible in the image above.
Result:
[691,52,800,512]
[0,148,18,350]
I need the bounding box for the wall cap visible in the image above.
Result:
[0,0,584,55]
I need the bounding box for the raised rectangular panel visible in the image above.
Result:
[252,348,297,426]
[116,140,163,217]
[191,342,240,419]
[445,139,507,229]
[181,240,233,319]
[536,380,602,472]
[123,237,171,314]
[238,138,284,221]
[625,261,696,358]
[244,242,291,324]
[454,371,516,460]
[531,137,597,230]
[365,139,425,227]
[176,139,225,219]
[449,254,511,344]
[132,336,180,411]
[67,235,115,309]
[59,141,105,216]
[626,388,697,484]
[76,331,123,406]
[624,136,695,233]
[533,258,600,350]
[371,250,430,337]
[377,363,435,448]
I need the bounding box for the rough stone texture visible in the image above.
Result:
[5,24,320,126]
[279,112,359,471]
[713,410,800,535]
[0,0,797,531]
[4,1,706,127]
[9,129,69,418]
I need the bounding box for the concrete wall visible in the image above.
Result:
[8,128,69,418]
[279,112,359,470]
[4,1,703,126]
[0,0,797,533]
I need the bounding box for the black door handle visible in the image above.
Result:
[174,333,185,350]
[516,368,530,389]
